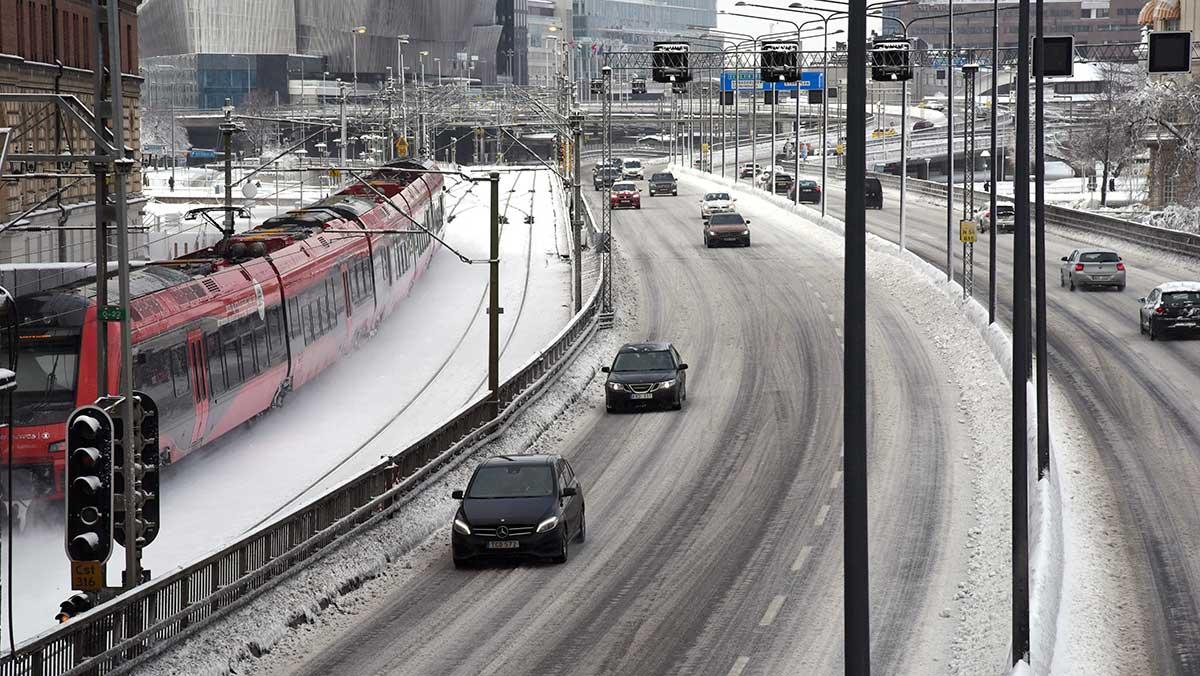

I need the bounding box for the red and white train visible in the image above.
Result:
[2,159,446,500]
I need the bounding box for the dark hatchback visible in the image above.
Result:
[594,167,622,190]
[865,177,883,209]
[649,172,678,196]
[451,454,585,567]
[790,179,822,203]
[603,342,688,412]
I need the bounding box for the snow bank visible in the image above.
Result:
[672,164,1073,674]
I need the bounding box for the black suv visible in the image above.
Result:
[602,342,688,412]
[451,454,585,567]
[649,172,678,196]
[594,166,622,190]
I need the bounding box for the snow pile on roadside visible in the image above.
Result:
[130,252,632,676]
[1144,204,1200,235]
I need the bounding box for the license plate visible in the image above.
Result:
[487,540,519,549]
[630,393,653,400]
[1093,275,1110,281]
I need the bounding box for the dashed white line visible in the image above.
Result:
[727,656,751,676]
[759,595,787,626]
[831,470,843,489]
[791,545,813,573]
[815,504,831,527]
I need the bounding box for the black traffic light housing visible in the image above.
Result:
[126,392,160,547]
[871,37,913,82]
[1040,36,1075,77]
[64,406,115,563]
[1148,31,1193,73]
[761,41,800,83]
[652,41,692,83]
[632,77,647,94]
[55,592,95,623]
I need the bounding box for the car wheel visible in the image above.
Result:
[554,530,569,564]
[744,238,751,247]
[453,557,470,570]
[576,508,587,543]
[1139,314,1146,335]
[1149,319,1158,341]
[704,238,712,248]
[673,190,678,196]
[671,392,682,410]
[1069,277,1076,292]
[1117,283,1126,291]
[1059,272,1065,288]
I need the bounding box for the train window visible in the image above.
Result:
[242,331,259,375]
[253,326,268,370]
[266,306,285,362]
[331,274,344,315]
[224,338,243,385]
[304,303,316,342]
[206,332,226,396]
[170,345,189,398]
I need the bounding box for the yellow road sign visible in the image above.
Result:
[396,138,409,156]
[475,127,485,138]
[71,561,104,592]
[959,219,977,244]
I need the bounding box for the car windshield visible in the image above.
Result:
[995,205,1015,216]
[652,173,673,181]
[705,193,730,201]
[1079,252,1120,263]
[612,350,675,372]
[1163,291,1200,304]
[709,213,745,225]
[625,161,641,168]
[613,183,636,192]
[467,464,556,498]
[798,181,817,188]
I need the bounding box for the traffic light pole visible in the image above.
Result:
[571,114,584,314]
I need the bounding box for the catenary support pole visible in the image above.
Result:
[900,76,908,250]
[845,0,871,672]
[1034,0,1050,479]
[572,115,584,313]
[821,31,829,218]
[488,172,501,419]
[1012,0,1033,661]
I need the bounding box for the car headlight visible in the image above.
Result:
[660,379,677,388]
[536,516,560,533]
[453,517,471,535]
[608,382,623,391]
[741,229,750,235]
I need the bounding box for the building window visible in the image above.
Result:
[1165,174,1178,204]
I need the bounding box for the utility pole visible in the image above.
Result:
[338,80,348,164]
[219,99,240,240]
[1013,0,1033,659]
[946,0,956,282]
[487,172,501,419]
[571,112,584,313]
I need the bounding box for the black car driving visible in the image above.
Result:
[790,179,822,204]
[594,166,622,190]
[648,172,678,196]
[603,342,688,412]
[451,454,585,567]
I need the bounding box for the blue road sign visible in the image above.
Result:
[721,70,825,92]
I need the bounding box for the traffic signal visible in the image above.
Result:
[114,393,162,549]
[64,406,115,563]
[652,42,692,83]
[632,77,647,95]
[761,41,800,83]
[871,37,913,82]
[136,392,161,547]
[55,592,95,623]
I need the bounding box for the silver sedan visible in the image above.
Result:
[1060,249,1126,291]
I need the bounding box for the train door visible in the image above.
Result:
[186,329,210,446]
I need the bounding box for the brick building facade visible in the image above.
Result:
[0,0,144,264]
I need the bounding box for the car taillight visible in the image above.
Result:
[1116,263,1125,271]
[815,186,821,192]
[1074,263,1084,271]
[1155,306,1165,314]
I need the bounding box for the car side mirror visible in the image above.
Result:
[744,220,751,225]
[452,490,464,500]
[732,198,738,202]
[601,366,611,373]
[561,486,578,498]
[678,363,689,370]
[1060,256,1068,262]
[1137,297,1146,304]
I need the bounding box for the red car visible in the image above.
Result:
[610,182,642,209]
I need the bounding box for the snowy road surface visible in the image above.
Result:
[246,168,1013,675]
[774,159,1180,674]
[4,168,571,644]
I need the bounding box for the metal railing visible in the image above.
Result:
[1,202,605,676]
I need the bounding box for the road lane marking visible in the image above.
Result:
[791,545,813,573]
[831,470,843,489]
[759,595,787,626]
[727,656,750,676]
[826,312,836,324]
[815,504,831,527]
[834,329,842,339]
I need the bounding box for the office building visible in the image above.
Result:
[571,0,718,82]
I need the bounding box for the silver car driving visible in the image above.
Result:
[700,192,736,220]
[1060,249,1126,291]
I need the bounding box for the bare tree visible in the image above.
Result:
[238,89,279,157]
[140,107,189,164]
[1057,63,1146,207]
[1133,75,1200,206]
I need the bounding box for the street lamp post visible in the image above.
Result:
[435,57,442,85]
[351,26,367,95]
[398,35,410,140]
